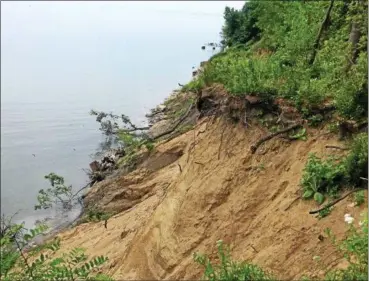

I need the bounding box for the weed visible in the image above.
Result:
[324,215,368,280]
[344,133,368,186]
[257,163,265,171]
[289,127,307,141]
[317,206,334,219]
[308,114,324,127]
[354,190,365,206]
[301,153,346,204]
[80,207,113,223]
[194,240,275,281]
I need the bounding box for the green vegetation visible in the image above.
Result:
[35,173,74,211]
[79,207,113,224]
[194,240,274,281]
[354,190,365,206]
[301,133,368,204]
[344,133,368,186]
[195,217,368,281]
[324,216,368,281]
[0,221,112,281]
[301,153,345,204]
[318,206,334,219]
[186,0,367,120]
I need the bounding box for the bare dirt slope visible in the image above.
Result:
[57,117,367,280]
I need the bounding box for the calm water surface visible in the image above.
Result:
[1,1,243,228]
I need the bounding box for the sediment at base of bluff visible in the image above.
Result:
[55,87,367,280]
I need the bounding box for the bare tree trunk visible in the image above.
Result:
[345,22,361,72]
[309,0,335,65]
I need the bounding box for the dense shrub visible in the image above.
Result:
[344,133,368,186]
[188,0,368,120]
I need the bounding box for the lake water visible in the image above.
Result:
[1,1,244,228]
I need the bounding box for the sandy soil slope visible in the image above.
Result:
[56,117,367,280]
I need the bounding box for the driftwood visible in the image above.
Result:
[309,187,367,214]
[250,123,302,154]
[309,0,335,65]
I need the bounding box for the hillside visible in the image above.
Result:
[1,1,367,280]
[57,104,367,279]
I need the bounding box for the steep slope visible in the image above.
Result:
[56,115,367,280]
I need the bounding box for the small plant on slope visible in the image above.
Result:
[301,153,346,204]
[324,214,368,281]
[193,240,275,281]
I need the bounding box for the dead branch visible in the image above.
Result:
[325,145,349,150]
[360,177,368,181]
[151,102,195,141]
[71,180,93,201]
[309,0,335,65]
[309,187,367,214]
[250,123,302,154]
[177,164,182,173]
[194,161,204,166]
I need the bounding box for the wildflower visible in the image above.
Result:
[344,214,354,224]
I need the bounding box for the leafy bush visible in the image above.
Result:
[301,132,367,205]
[301,153,346,204]
[188,1,368,120]
[194,240,275,281]
[344,133,368,186]
[324,215,368,281]
[0,222,112,281]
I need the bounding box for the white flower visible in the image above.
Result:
[344,214,354,224]
[359,221,364,226]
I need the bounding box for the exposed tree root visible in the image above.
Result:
[250,123,303,154]
[309,187,367,214]
[325,145,349,150]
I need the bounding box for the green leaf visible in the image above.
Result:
[302,189,314,199]
[24,234,32,242]
[314,192,325,205]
